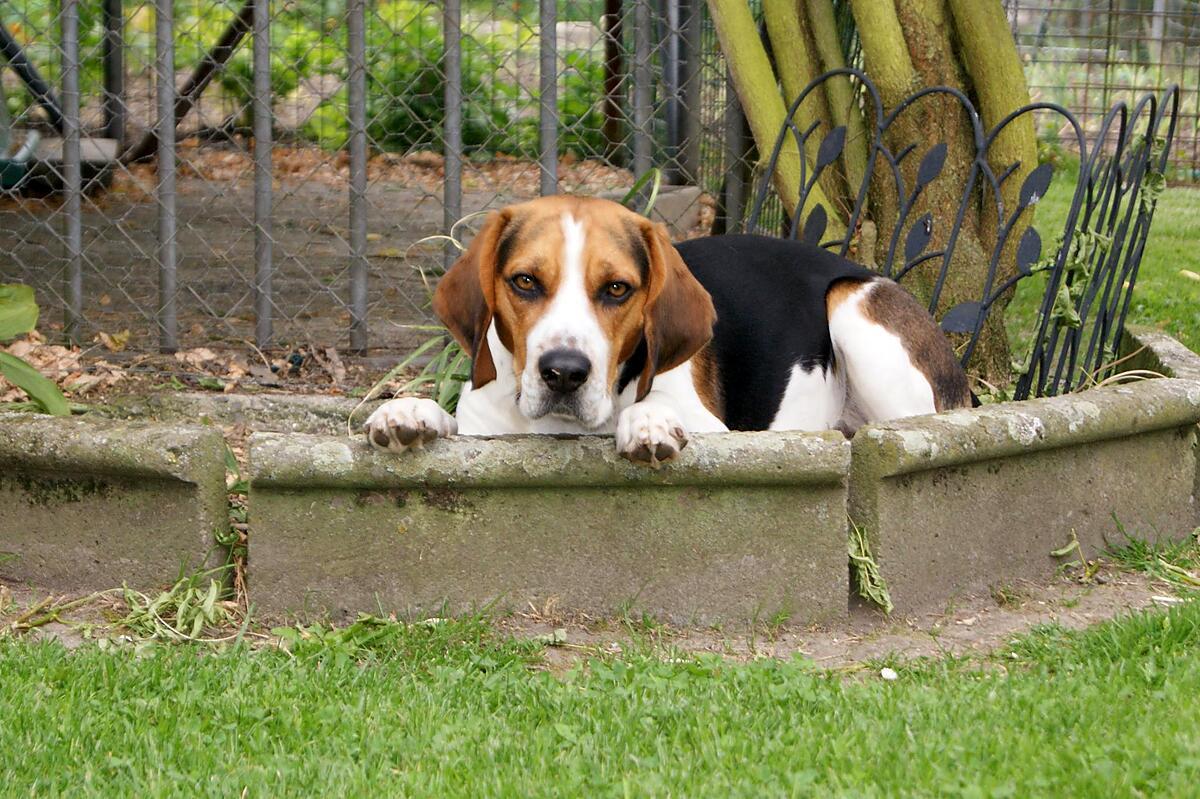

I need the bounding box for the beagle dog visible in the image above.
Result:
[365,195,970,465]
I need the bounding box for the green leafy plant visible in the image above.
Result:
[0,283,69,416]
[0,283,38,339]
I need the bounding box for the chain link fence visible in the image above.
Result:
[0,0,1193,361]
[1005,0,1200,178]
[1,0,746,359]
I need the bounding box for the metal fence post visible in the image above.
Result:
[601,0,624,164]
[348,0,368,352]
[62,0,83,342]
[721,67,746,233]
[662,0,681,182]
[632,0,653,198]
[252,0,273,349]
[678,0,701,183]
[102,0,125,146]
[443,0,463,269]
[538,0,558,196]
[155,0,177,351]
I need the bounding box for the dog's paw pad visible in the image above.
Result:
[616,402,688,468]
[363,397,457,454]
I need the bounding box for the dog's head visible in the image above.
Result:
[433,196,715,429]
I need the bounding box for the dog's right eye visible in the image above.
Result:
[510,273,541,296]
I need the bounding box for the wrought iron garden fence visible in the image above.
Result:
[747,68,1178,400]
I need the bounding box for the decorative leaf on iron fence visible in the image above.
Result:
[915,143,948,189]
[1018,162,1055,208]
[1016,225,1042,276]
[815,126,846,171]
[940,301,983,334]
[904,213,934,263]
[802,206,828,246]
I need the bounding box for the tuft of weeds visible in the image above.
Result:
[117,564,250,644]
[1051,529,1103,581]
[270,611,540,669]
[1104,520,1200,594]
[848,518,893,613]
[220,443,249,605]
[991,583,1028,608]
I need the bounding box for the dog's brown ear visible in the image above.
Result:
[637,220,715,400]
[433,209,511,387]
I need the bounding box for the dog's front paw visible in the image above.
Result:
[363,397,457,453]
[616,401,689,468]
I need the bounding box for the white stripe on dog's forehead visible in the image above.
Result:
[523,211,605,353]
[560,212,586,288]
[538,212,596,346]
[516,210,613,428]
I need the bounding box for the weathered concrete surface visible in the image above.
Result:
[100,391,377,436]
[1122,326,1200,381]
[0,413,228,592]
[849,378,1200,613]
[249,430,850,625]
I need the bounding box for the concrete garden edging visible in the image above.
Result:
[847,378,1200,613]
[247,430,851,625]
[1123,326,1200,382]
[0,414,229,592]
[5,329,1200,624]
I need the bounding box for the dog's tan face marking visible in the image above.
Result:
[434,195,715,428]
[492,206,646,381]
[490,198,654,426]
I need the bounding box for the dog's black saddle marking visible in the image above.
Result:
[674,234,875,431]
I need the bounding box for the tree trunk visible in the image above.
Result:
[706,0,840,230]
[708,0,1036,387]
[762,0,841,202]
[803,0,868,197]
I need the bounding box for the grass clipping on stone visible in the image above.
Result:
[849,518,894,613]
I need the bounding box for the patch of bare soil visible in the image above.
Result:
[0,331,420,407]
[3,558,1185,668]
[505,563,1177,672]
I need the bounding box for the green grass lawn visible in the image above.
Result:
[1006,169,1200,354]
[1,601,1199,796]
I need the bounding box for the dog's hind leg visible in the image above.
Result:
[827,278,963,433]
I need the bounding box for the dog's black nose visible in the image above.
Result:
[538,349,591,394]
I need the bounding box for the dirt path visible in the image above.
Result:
[506,563,1176,670]
[4,562,1183,669]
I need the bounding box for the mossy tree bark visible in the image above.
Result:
[705,0,1037,385]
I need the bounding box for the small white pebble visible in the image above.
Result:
[880,667,898,681]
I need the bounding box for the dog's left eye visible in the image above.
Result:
[604,281,631,300]
[510,273,540,295]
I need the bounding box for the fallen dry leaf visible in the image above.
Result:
[95,329,131,352]
[174,347,219,369]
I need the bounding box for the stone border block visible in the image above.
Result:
[849,379,1200,613]
[1123,326,1200,381]
[101,391,374,436]
[249,430,850,625]
[0,413,229,592]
